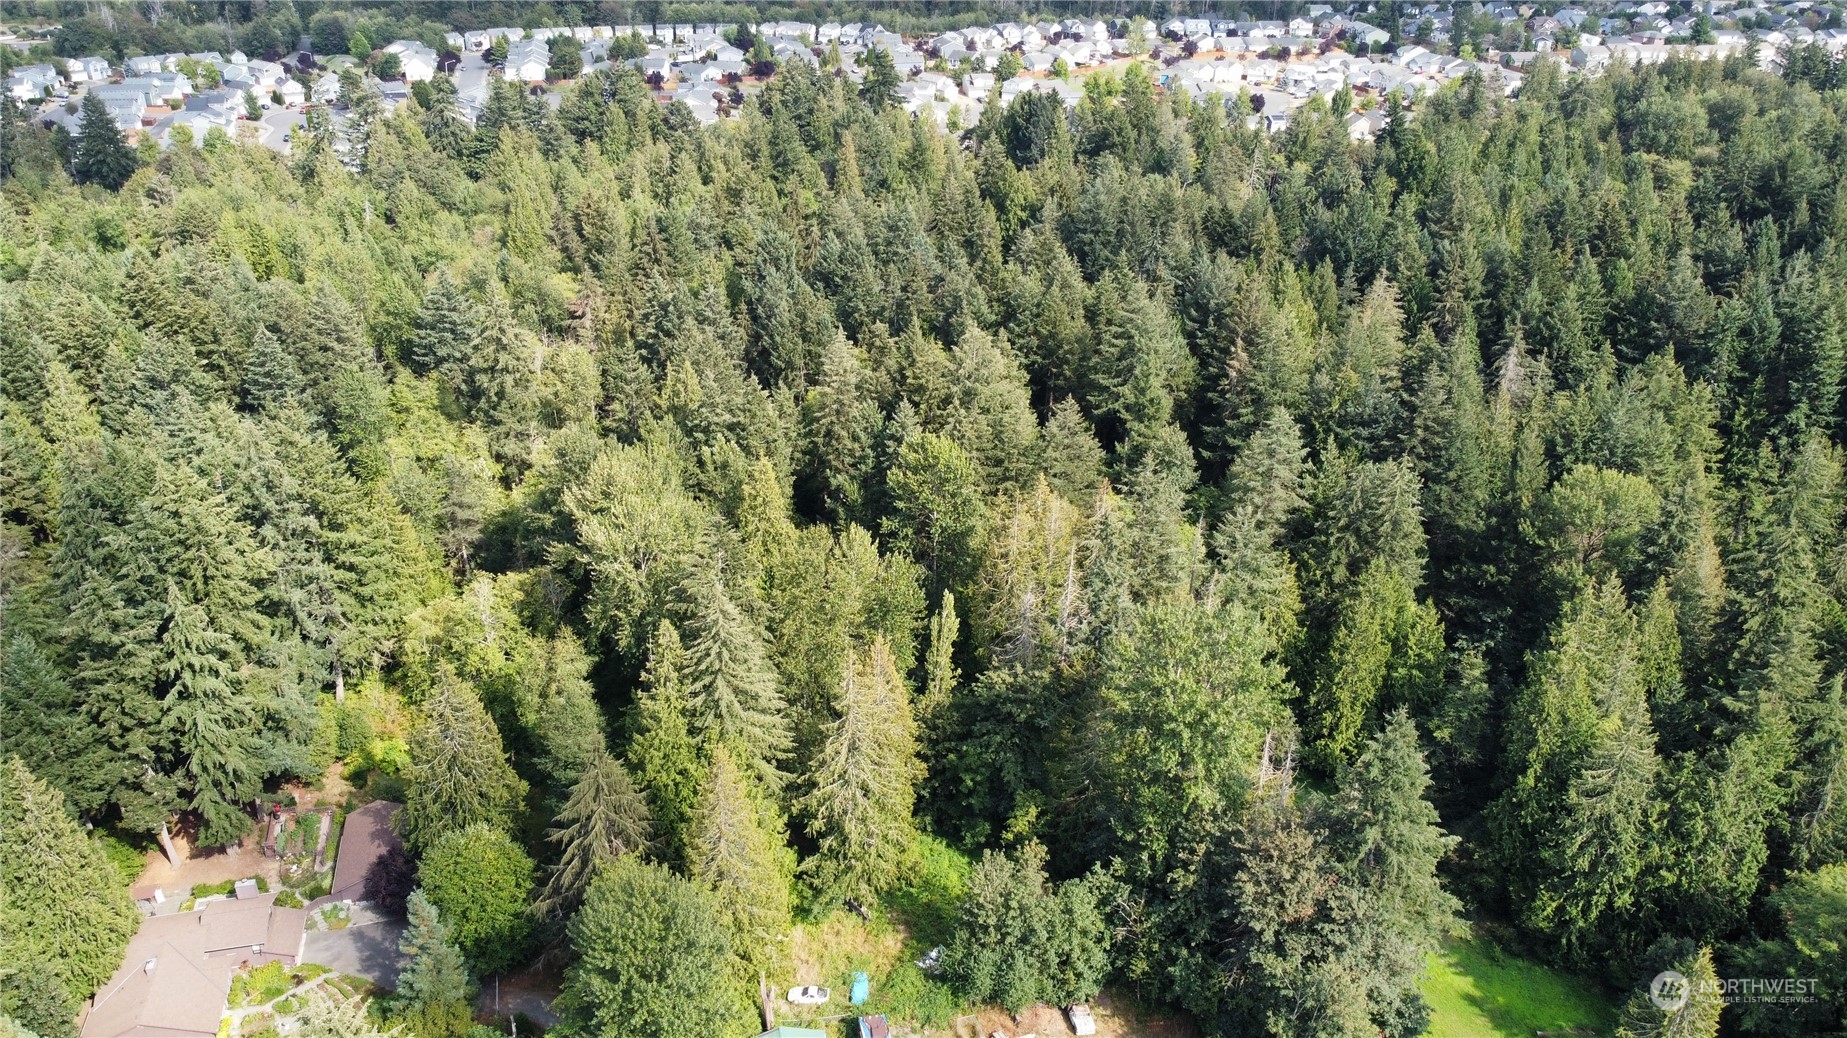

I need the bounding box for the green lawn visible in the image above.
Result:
[1422,937,1618,1037]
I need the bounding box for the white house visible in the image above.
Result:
[65,55,111,82]
[5,64,60,100]
[503,39,550,82]
[275,78,305,106]
[385,40,438,81]
[312,72,340,104]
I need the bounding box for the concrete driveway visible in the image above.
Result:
[302,919,406,989]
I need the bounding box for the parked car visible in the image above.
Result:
[787,985,830,1005]
[1067,1003,1098,1037]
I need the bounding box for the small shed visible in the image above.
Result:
[858,1016,890,1038]
[757,1029,826,1038]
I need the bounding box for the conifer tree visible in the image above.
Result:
[395,891,472,1038]
[1489,581,1664,967]
[799,334,880,522]
[676,562,791,786]
[1613,945,1723,1038]
[1304,562,1445,769]
[402,672,528,852]
[919,592,961,740]
[1324,711,1460,1029]
[858,46,902,111]
[536,752,653,921]
[628,622,704,866]
[0,759,138,1029]
[409,271,478,379]
[240,328,303,413]
[799,639,923,903]
[296,992,395,1038]
[687,746,792,968]
[72,93,136,191]
[1039,398,1105,503]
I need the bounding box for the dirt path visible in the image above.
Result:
[133,831,279,898]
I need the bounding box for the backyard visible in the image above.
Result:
[1420,937,1618,1038]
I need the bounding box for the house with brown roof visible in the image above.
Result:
[325,800,403,905]
[82,893,306,1038]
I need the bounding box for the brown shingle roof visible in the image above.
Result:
[327,801,403,904]
[82,894,305,1038]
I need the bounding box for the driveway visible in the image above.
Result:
[302,919,406,989]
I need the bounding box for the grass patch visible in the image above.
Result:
[783,834,969,1032]
[192,876,269,899]
[1421,937,1617,1038]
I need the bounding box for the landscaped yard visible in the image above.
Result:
[1421,937,1618,1038]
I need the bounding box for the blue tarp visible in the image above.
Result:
[849,971,870,1005]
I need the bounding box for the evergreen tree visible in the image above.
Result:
[240,328,303,413]
[71,93,136,191]
[687,746,792,969]
[1489,582,1664,968]
[402,674,527,852]
[0,759,138,1029]
[1613,944,1723,1038]
[561,857,737,1038]
[536,751,653,921]
[408,271,478,379]
[1324,711,1461,1032]
[859,46,902,111]
[798,638,923,904]
[395,891,472,1038]
[675,562,791,786]
[627,622,704,866]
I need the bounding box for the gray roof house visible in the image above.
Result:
[82,893,307,1038]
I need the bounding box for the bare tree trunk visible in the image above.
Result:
[157,820,181,868]
[332,658,345,703]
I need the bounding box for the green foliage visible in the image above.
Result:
[687,746,792,973]
[0,759,138,1030]
[394,891,473,1038]
[535,751,652,921]
[798,638,922,904]
[7,34,1847,1038]
[401,675,526,853]
[72,93,136,191]
[417,825,535,975]
[943,842,1113,1012]
[560,857,738,1038]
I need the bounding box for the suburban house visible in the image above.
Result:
[6,64,61,100]
[325,800,404,905]
[503,39,550,82]
[275,79,305,106]
[384,40,439,81]
[65,55,112,82]
[82,893,307,1038]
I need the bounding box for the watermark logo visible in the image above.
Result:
[1646,969,1819,1008]
[1649,970,1690,1012]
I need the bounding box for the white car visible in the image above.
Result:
[1066,1004,1097,1037]
[787,985,830,1005]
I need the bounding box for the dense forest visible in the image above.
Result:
[4,35,1847,1038]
